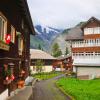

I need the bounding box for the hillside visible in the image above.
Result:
[30,25,63,51]
[50,22,85,54]
[50,29,71,54]
[30,22,85,53]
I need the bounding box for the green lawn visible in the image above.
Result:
[56,78,100,100]
[32,71,63,80]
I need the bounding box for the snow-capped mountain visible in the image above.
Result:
[30,25,63,51]
[35,25,62,43]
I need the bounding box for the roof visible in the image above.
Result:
[81,17,100,29]
[57,54,71,60]
[30,49,55,60]
[65,26,83,41]
[19,0,35,35]
[65,17,100,41]
[1,0,36,35]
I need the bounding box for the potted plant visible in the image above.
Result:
[3,74,15,85]
[17,69,25,89]
[3,64,15,85]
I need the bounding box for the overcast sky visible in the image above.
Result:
[28,0,100,29]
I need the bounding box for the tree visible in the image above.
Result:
[52,43,62,57]
[65,47,69,55]
[35,60,44,73]
[38,44,42,50]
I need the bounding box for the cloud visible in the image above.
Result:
[28,0,100,29]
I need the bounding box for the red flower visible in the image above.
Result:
[11,74,15,81]
[6,76,9,81]
[5,34,11,44]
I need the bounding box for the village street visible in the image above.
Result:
[32,74,71,100]
[1,0,100,100]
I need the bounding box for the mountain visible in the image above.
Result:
[50,29,71,54]
[30,25,63,52]
[51,22,85,54]
[30,22,84,54]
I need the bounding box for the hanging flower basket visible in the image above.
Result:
[3,74,15,85]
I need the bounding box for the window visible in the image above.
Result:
[88,28,93,34]
[11,26,15,43]
[18,35,23,55]
[0,12,7,42]
[94,27,100,34]
[84,28,88,34]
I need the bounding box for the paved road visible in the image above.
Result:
[32,74,71,100]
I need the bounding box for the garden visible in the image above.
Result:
[56,78,100,100]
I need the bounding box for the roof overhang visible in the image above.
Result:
[18,0,36,35]
[73,63,100,67]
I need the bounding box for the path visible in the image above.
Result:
[32,74,71,100]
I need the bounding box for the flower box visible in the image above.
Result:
[17,80,25,89]
[3,80,11,85]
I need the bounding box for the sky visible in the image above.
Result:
[28,0,100,29]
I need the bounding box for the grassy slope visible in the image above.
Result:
[56,78,100,100]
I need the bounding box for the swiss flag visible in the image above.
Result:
[5,34,11,44]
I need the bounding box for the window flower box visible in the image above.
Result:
[3,80,11,85]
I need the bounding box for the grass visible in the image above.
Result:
[32,71,63,80]
[56,78,100,100]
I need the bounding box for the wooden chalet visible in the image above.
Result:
[0,0,35,99]
[66,17,100,79]
[53,55,73,71]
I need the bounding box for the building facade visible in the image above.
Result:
[0,0,35,99]
[66,17,100,79]
[53,55,73,71]
[30,49,55,74]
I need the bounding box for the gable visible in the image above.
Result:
[81,17,100,29]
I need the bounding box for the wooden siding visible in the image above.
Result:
[52,57,73,71]
[0,0,33,94]
[84,34,100,39]
[72,47,100,52]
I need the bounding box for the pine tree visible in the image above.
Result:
[52,43,62,57]
[38,44,42,50]
[65,47,69,55]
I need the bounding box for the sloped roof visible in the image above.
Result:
[57,54,71,60]
[0,0,36,35]
[66,17,100,41]
[19,0,35,35]
[30,49,55,60]
[65,26,83,41]
[81,17,100,29]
